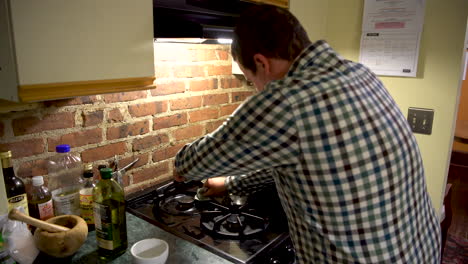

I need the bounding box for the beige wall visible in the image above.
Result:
[292,0,468,212]
[290,0,328,41]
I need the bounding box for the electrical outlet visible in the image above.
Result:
[407,107,434,135]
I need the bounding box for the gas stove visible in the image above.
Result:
[127,180,295,264]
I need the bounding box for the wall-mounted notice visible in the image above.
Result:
[360,32,421,77]
[362,0,426,32]
[359,0,426,77]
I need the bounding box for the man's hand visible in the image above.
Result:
[173,169,186,182]
[203,177,228,196]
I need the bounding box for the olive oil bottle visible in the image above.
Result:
[93,168,127,259]
[0,151,29,215]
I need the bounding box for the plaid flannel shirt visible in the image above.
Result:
[175,40,441,263]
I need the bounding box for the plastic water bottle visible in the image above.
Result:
[48,144,83,216]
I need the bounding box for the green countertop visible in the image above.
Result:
[33,213,233,264]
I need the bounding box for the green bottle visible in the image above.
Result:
[93,168,127,259]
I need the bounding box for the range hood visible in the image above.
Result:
[153,0,255,39]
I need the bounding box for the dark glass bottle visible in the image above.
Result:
[28,176,54,220]
[93,168,127,259]
[0,151,29,215]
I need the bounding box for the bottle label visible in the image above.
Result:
[37,199,54,220]
[80,188,94,225]
[8,194,29,216]
[52,187,80,215]
[94,203,115,250]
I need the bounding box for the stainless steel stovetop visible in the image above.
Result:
[126,180,295,264]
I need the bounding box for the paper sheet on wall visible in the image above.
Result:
[359,32,421,77]
[360,0,425,77]
[362,0,426,32]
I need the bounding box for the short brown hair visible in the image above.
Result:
[231,5,311,73]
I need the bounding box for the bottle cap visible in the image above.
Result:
[56,144,71,153]
[84,163,93,171]
[32,176,44,186]
[0,151,12,159]
[100,168,113,179]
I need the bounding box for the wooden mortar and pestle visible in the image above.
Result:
[9,209,88,258]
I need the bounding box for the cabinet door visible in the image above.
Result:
[247,0,289,8]
[2,0,155,102]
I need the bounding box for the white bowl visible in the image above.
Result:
[130,238,169,264]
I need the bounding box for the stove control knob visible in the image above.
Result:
[269,257,281,264]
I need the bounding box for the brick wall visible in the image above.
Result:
[0,43,254,195]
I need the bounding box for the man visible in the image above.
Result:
[174,5,441,263]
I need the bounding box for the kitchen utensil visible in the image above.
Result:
[130,238,169,264]
[112,158,139,186]
[8,208,69,232]
[33,215,88,258]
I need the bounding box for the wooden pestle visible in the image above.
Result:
[8,208,70,233]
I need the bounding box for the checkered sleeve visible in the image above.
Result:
[224,169,275,196]
[175,86,299,189]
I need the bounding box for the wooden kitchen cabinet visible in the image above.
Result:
[0,0,155,102]
[246,0,289,9]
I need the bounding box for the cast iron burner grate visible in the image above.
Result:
[200,197,269,238]
[153,181,204,216]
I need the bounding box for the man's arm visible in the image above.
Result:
[225,169,275,196]
[175,86,299,183]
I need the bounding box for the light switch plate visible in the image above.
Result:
[407,107,434,135]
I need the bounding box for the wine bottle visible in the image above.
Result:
[0,151,28,215]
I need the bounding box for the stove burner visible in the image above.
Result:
[200,199,269,238]
[175,195,195,211]
[160,194,198,215]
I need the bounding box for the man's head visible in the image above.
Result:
[232,5,311,90]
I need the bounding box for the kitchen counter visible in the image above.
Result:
[34,213,233,264]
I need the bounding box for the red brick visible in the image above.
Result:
[232,91,254,102]
[206,120,225,133]
[119,153,149,171]
[220,104,241,117]
[170,96,202,110]
[132,162,169,184]
[154,64,173,78]
[81,142,127,163]
[220,77,244,89]
[0,121,4,137]
[17,159,48,178]
[190,49,217,61]
[128,101,167,118]
[0,138,44,158]
[203,93,229,106]
[107,108,124,123]
[154,45,187,62]
[217,50,229,60]
[82,110,104,127]
[107,120,149,140]
[173,125,204,141]
[12,112,75,136]
[152,143,186,162]
[189,108,219,122]
[102,91,147,103]
[132,134,170,151]
[47,128,102,151]
[207,65,231,76]
[174,65,205,78]
[189,78,217,92]
[44,96,97,107]
[117,154,149,186]
[151,82,185,96]
[153,113,188,130]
